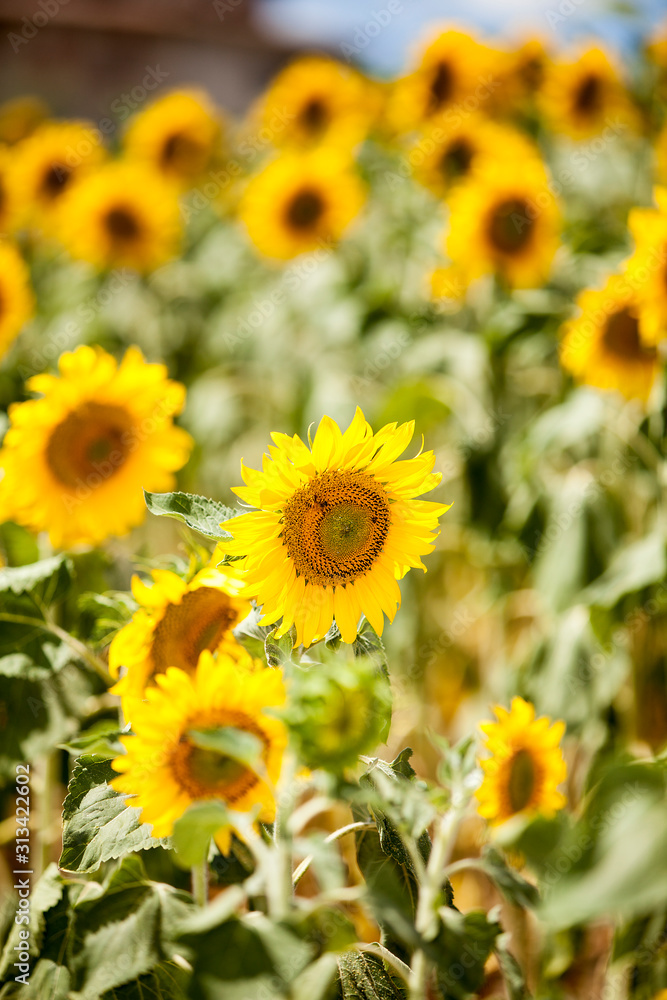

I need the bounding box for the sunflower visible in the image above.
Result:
[0,146,19,233]
[0,96,48,146]
[9,121,106,227]
[239,148,366,260]
[0,345,192,549]
[443,155,561,290]
[258,55,376,150]
[111,649,287,853]
[539,47,640,140]
[123,89,224,188]
[507,37,550,100]
[626,187,667,346]
[221,408,450,648]
[410,114,539,200]
[0,241,33,358]
[560,274,660,403]
[109,564,252,718]
[55,160,182,274]
[387,29,505,135]
[476,697,567,825]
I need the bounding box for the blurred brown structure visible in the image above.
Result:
[0,0,296,125]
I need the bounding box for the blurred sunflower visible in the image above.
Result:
[109,564,252,717]
[443,156,561,290]
[387,29,504,134]
[9,120,106,227]
[540,47,639,140]
[111,649,287,853]
[222,408,450,648]
[55,161,182,274]
[0,345,192,548]
[410,115,539,200]
[0,241,34,358]
[0,96,48,145]
[560,274,659,403]
[476,696,567,825]
[508,37,550,99]
[239,148,366,260]
[258,55,376,149]
[627,187,667,346]
[0,147,19,233]
[123,89,224,187]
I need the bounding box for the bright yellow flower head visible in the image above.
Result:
[0,147,20,233]
[55,160,182,274]
[443,155,561,290]
[258,55,376,150]
[8,120,106,227]
[111,649,287,853]
[0,345,193,549]
[410,114,540,200]
[0,241,34,359]
[539,46,640,141]
[221,408,450,648]
[0,96,48,146]
[123,89,224,188]
[476,697,567,825]
[109,564,252,719]
[627,187,667,346]
[239,147,366,260]
[387,28,505,135]
[560,274,660,404]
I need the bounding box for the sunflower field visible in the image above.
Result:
[1,18,667,1000]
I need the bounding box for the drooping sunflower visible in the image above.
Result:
[111,649,287,853]
[626,187,667,346]
[258,55,376,150]
[0,345,192,549]
[0,241,34,358]
[443,156,561,290]
[539,47,640,140]
[123,89,224,188]
[55,161,182,274]
[239,148,366,260]
[8,120,106,227]
[109,564,252,718]
[560,274,660,404]
[0,96,48,146]
[221,408,450,648]
[476,697,567,825]
[387,29,505,135]
[410,115,539,200]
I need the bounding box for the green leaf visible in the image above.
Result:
[580,531,667,608]
[189,727,263,768]
[171,801,230,866]
[353,620,389,681]
[0,521,39,568]
[0,864,65,979]
[336,951,404,999]
[474,847,539,909]
[265,625,297,667]
[0,553,71,596]
[433,908,501,999]
[143,490,240,542]
[58,720,127,759]
[495,936,532,1000]
[60,755,170,873]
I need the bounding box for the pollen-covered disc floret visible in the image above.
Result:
[111,650,287,854]
[222,408,451,647]
[109,564,252,720]
[476,697,567,825]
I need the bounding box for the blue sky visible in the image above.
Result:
[255,0,666,74]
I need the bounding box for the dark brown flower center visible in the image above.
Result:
[40,162,71,199]
[602,308,655,359]
[574,73,603,116]
[488,198,533,254]
[282,469,391,587]
[519,56,544,91]
[105,206,142,243]
[160,131,207,175]
[428,60,453,113]
[440,138,474,181]
[300,97,329,134]
[507,748,536,813]
[150,587,240,676]
[285,188,325,230]
[45,402,133,489]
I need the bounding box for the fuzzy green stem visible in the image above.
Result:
[191,858,208,907]
[36,750,59,880]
